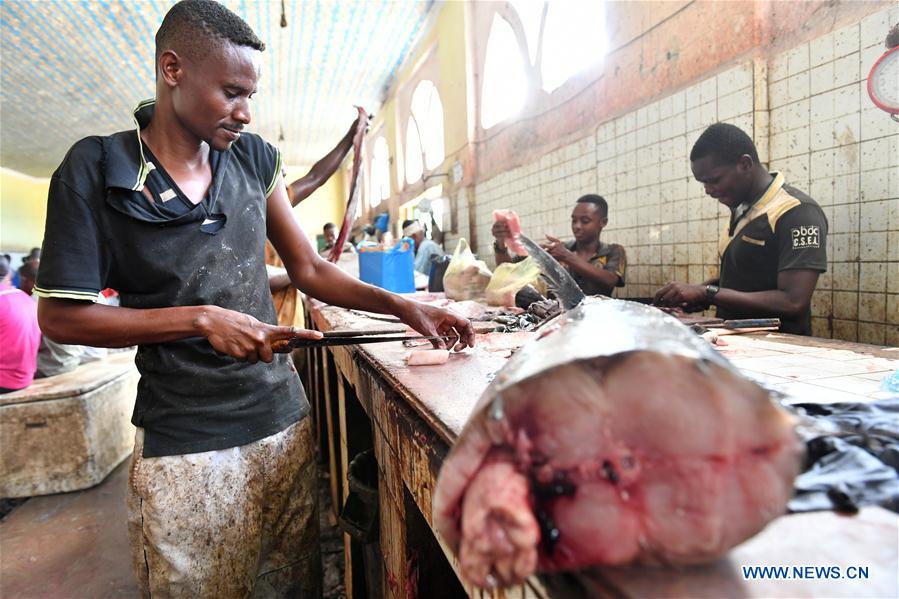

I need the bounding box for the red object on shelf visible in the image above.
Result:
[866,45,899,114]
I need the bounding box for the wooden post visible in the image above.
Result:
[337,376,355,598]
[321,353,340,520]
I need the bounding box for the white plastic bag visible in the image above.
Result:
[443,239,493,301]
[484,257,542,306]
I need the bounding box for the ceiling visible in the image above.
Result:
[0,0,436,178]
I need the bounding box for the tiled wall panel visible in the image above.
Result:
[768,8,899,345]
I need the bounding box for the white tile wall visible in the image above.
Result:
[769,4,899,343]
[466,4,898,342]
[468,138,597,268]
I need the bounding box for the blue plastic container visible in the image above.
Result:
[358,237,416,293]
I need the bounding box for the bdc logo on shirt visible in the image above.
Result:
[791,225,819,249]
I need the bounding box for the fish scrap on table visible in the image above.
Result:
[491,313,541,332]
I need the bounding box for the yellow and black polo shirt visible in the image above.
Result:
[718,172,828,335]
[35,100,304,458]
[562,239,627,297]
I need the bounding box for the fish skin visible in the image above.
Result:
[518,234,585,310]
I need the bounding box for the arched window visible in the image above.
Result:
[540,1,607,93]
[480,14,528,129]
[405,118,424,184]
[509,0,544,65]
[370,136,390,208]
[399,185,444,239]
[405,80,445,184]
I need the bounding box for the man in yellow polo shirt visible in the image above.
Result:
[654,123,827,335]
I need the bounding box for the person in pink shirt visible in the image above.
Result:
[0,256,41,393]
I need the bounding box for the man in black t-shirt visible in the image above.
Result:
[35,1,473,595]
[654,123,827,335]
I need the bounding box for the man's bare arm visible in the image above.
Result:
[711,270,819,317]
[267,180,402,312]
[266,177,475,349]
[37,300,315,363]
[286,118,359,206]
[39,300,216,347]
[268,269,292,292]
[492,221,514,265]
[653,270,819,317]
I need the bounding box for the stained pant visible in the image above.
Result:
[127,418,321,598]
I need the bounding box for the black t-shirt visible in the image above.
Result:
[718,173,828,335]
[35,100,306,457]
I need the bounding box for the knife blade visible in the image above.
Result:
[272,334,450,352]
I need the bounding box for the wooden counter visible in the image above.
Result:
[301,295,898,599]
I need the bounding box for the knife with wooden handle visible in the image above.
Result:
[272,334,449,352]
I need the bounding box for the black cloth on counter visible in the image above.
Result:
[788,398,899,514]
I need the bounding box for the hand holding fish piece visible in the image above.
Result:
[491,220,512,248]
[492,209,528,256]
[347,107,373,137]
[396,299,476,351]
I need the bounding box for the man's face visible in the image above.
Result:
[570,202,607,244]
[691,155,753,209]
[324,226,337,246]
[169,42,262,151]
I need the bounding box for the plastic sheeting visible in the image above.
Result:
[789,398,899,514]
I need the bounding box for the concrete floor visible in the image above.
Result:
[0,460,136,597]
[1,457,345,598]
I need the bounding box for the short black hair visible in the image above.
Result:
[156,0,264,66]
[690,122,760,165]
[576,194,608,218]
[402,219,416,229]
[363,225,377,236]
[323,222,337,231]
[0,256,8,278]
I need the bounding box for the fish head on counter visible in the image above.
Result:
[433,297,803,588]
